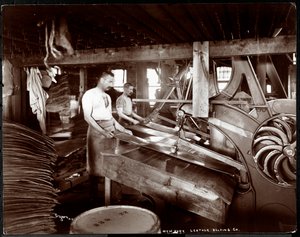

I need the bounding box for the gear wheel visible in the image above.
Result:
[252,114,296,187]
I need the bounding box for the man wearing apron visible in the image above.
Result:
[82,71,132,203]
[116,82,145,127]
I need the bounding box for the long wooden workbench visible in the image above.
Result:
[101,141,236,224]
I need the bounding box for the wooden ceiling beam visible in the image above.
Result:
[135,5,184,42]
[14,35,296,66]
[111,5,166,44]
[159,5,194,41]
[182,5,205,40]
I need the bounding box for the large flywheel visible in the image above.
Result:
[252,114,296,187]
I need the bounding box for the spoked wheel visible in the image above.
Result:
[252,114,296,187]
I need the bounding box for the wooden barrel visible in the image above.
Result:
[70,205,160,234]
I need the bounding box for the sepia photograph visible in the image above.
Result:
[2,2,297,234]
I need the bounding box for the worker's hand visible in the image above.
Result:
[139,118,147,124]
[114,122,125,132]
[142,117,151,124]
[103,131,115,138]
[174,126,181,132]
[124,129,133,135]
[132,119,140,125]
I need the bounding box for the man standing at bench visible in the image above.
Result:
[82,71,132,203]
[116,82,145,126]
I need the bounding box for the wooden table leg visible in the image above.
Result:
[104,176,111,206]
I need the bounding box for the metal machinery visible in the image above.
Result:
[132,57,296,228]
[197,56,295,230]
[104,56,296,231]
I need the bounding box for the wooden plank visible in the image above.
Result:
[256,55,267,95]
[15,44,192,66]
[122,147,162,164]
[78,67,87,107]
[163,156,235,205]
[54,138,86,157]
[55,171,89,192]
[11,67,22,123]
[115,143,140,155]
[209,35,296,58]
[193,41,209,117]
[266,56,288,98]
[14,35,296,66]
[102,152,235,205]
[136,63,149,117]
[133,99,192,103]
[171,164,236,205]
[129,123,176,138]
[142,150,171,169]
[116,132,239,177]
[288,65,296,99]
[3,96,12,120]
[101,153,227,223]
[104,177,111,206]
[54,167,86,180]
[177,138,246,172]
[165,158,190,174]
[156,115,210,139]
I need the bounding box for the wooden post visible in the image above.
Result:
[288,65,296,99]
[256,55,267,95]
[127,65,138,113]
[192,41,209,117]
[266,56,288,98]
[2,59,13,120]
[126,66,136,85]
[3,97,12,121]
[11,66,22,123]
[160,63,173,96]
[104,177,111,206]
[136,63,149,117]
[79,67,87,113]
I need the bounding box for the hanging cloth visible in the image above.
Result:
[2,59,14,97]
[26,67,48,134]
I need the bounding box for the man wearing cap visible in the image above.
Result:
[116,82,145,126]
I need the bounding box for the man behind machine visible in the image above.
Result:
[116,82,145,126]
[82,71,132,177]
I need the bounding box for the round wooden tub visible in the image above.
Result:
[70,205,160,234]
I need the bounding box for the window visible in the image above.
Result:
[293,53,296,65]
[216,66,232,91]
[112,69,127,92]
[266,84,272,94]
[147,68,161,106]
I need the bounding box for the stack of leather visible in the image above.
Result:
[3,122,58,234]
[46,74,70,113]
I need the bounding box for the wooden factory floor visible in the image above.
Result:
[53,178,252,234]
